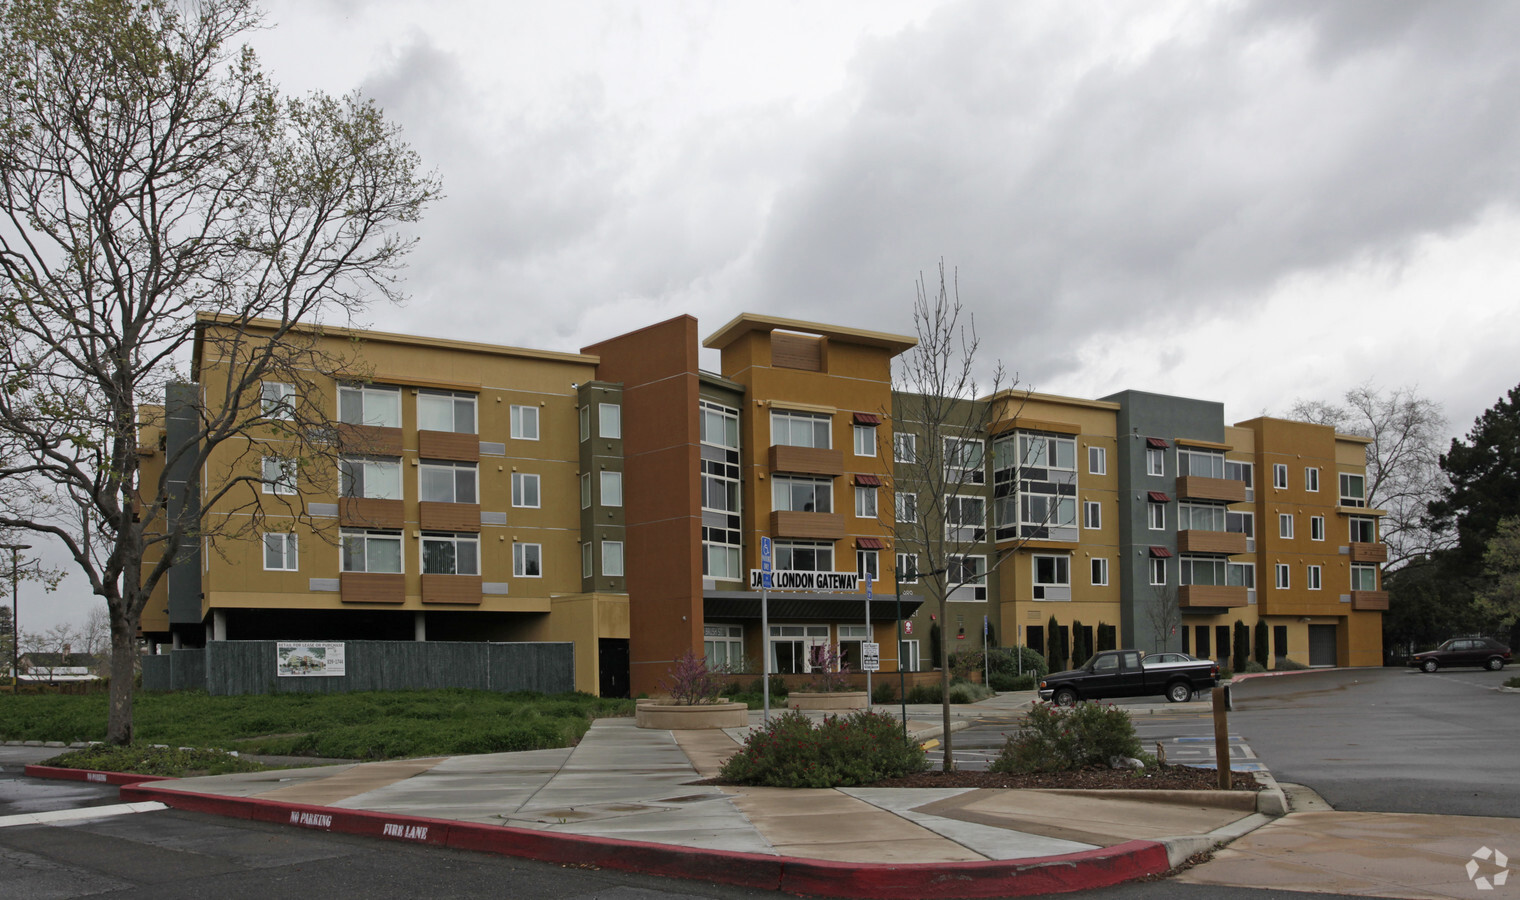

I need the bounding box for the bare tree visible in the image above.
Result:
[0,0,438,742]
[1288,384,1450,567]
[1145,583,1182,653]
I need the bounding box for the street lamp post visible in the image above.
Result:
[1,544,30,694]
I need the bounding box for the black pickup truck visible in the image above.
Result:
[1037,649,1219,705]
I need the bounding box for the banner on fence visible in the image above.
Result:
[276,642,346,677]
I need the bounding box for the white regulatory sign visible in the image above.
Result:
[861,642,880,672]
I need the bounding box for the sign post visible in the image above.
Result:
[864,573,873,708]
[761,536,772,725]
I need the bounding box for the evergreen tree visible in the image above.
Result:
[1254,620,1269,668]
[1429,384,1520,566]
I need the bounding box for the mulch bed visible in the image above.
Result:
[864,764,1261,791]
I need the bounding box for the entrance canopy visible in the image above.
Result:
[703,591,923,622]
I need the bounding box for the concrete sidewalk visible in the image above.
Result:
[108,699,1273,898]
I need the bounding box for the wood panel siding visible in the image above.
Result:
[771,332,824,371]
[339,497,405,529]
[1178,585,1249,608]
[336,424,403,456]
[771,510,845,540]
[1177,530,1248,555]
[339,573,405,603]
[418,430,481,462]
[421,574,484,604]
[1350,590,1389,611]
[1348,542,1389,563]
[419,502,482,532]
[1175,476,1247,503]
[769,445,844,476]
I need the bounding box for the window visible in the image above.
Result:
[1226,510,1255,539]
[600,471,623,507]
[896,492,917,523]
[702,401,740,448]
[1273,464,1288,490]
[340,456,400,500]
[1226,460,1253,488]
[1180,555,1227,586]
[1178,503,1225,531]
[1149,557,1166,585]
[580,473,591,509]
[513,543,542,577]
[1179,448,1225,479]
[341,529,402,573]
[419,460,477,504]
[1305,467,1320,492]
[1090,557,1109,586]
[704,543,741,581]
[773,475,832,513]
[418,390,476,434]
[1147,447,1164,476]
[263,533,298,571]
[510,405,539,440]
[944,437,985,483]
[702,399,742,583]
[1083,501,1101,530]
[579,404,591,442]
[948,554,987,589]
[774,540,832,572]
[512,472,540,508]
[1307,565,1322,590]
[1349,516,1376,543]
[602,540,624,577]
[856,549,879,582]
[1275,563,1290,589]
[704,625,743,671]
[422,532,479,576]
[1351,564,1377,591]
[261,382,295,420]
[597,403,621,439]
[1017,434,1077,471]
[1310,515,1325,541]
[771,409,831,448]
[1279,513,1294,539]
[1339,473,1366,507]
[853,424,876,456]
[1033,554,1070,588]
[1148,501,1165,531]
[1227,561,1255,588]
[1088,446,1107,475]
[581,541,592,578]
[945,494,986,541]
[854,485,877,518]
[262,456,298,495]
[896,553,918,583]
[899,639,921,672]
[338,383,400,428]
[894,432,916,463]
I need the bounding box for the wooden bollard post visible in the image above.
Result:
[1212,685,1231,790]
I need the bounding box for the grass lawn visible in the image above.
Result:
[0,689,634,761]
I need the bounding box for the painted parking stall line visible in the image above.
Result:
[0,801,167,829]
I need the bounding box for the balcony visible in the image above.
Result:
[1348,542,1389,564]
[418,430,480,462]
[340,497,405,529]
[419,501,482,532]
[1175,476,1247,503]
[421,574,483,605]
[1350,590,1389,611]
[339,573,405,604]
[1177,530,1248,555]
[769,445,844,476]
[1178,585,1249,609]
[771,510,844,540]
[336,423,403,456]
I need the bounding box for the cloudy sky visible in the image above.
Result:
[21,0,1520,630]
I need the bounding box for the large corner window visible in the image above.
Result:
[1178,448,1225,479]
[771,409,831,448]
[338,383,400,428]
[944,436,986,484]
[418,390,477,434]
[701,400,742,582]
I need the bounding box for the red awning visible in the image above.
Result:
[1149,546,1173,558]
[1147,491,1170,503]
[853,412,882,425]
[856,537,886,550]
[854,474,882,486]
[1146,437,1170,449]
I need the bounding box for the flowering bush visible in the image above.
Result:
[991,701,1143,773]
[657,649,725,705]
[804,643,853,693]
[719,709,926,788]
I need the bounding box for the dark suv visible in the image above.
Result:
[1408,637,1511,672]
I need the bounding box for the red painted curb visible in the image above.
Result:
[23,764,173,787]
[119,782,1172,898]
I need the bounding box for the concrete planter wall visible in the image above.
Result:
[634,698,749,730]
[787,691,869,711]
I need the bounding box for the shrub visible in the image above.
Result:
[658,650,725,705]
[948,681,992,704]
[1506,675,1520,689]
[989,672,1036,692]
[991,701,1143,774]
[871,680,897,703]
[718,709,926,788]
[1275,656,1309,671]
[1241,660,1267,674]
[905,682,942,704]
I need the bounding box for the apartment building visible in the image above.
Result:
[139,313,1387,697]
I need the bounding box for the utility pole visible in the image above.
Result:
[1,544,31,694]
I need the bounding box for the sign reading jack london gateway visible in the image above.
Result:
[748,570,859,592]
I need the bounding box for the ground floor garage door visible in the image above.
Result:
[1308,624,1338,667]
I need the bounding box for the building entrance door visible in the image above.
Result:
[598,638,629,698]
